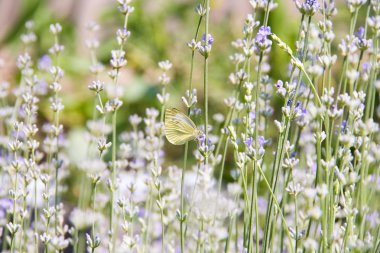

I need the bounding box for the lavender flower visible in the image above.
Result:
[198,33,214,58]
[37,55,52,71]
[254,26,272,52]
[354,27,372,50]
[294,0,320,16]
[201,33,214,45]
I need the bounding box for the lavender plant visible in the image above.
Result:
[0,0,380,252]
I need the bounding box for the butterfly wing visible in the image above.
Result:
[165,108,198,145]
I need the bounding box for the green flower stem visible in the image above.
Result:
[262,118,290,251]
[264,21,317,249]
[341,211,352,252]
[280,171,291,252]
[247,160,260,253]
[11,174,18,253]
[34,177,38,253]
[365,37,379,121]
[213,30,251,162]
[373,226,380,253]
[294,193,299,252]
[10,129,20,253]
[203,0,210,156]
[43,217,51,253]
[263,0,271,27]
[91,183,97,239]
[109,109,117,253]
[247,162,256,253]
[239,165,250,209]
[160,86,166,122]
[336,55,348,97]
[218,136,229,193]
[19,176,27,253]
[322,167,330,252]
[108,11,129,252]
[350,8,359,35]
[224,215,234,253]
[316,68,330,252]
[254,174,259,253]
[199,220,205,252]
[157,191,165,253]
[257,163,295,253]
[320,61,334,251]
[143,189,153,250]
[51,32,62,236]
[178,6,204,252]
[180,142,188,253]
[185,163,201,232]
[214,81,243,160]
[291,58,321,107]
[247,52,263,253]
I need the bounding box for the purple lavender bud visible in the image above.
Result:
[355,27,371,50]
[244,137,253,147]
[38,55,52,71]
[295,0,320,16]
[197,133,206,144]
[366,211,380,228]
[310,162,317,175]
[341,120,347,132]
[355,27,365,39]
[258,26,271,36]
[362,62,370,72]
[255,26,272,52]
[258,136,266,146]
[201,33,214,45]
[305,0,320,9]
[34,79,48,95]
[0,198,13,210]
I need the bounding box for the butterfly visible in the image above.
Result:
[164,108,203,145]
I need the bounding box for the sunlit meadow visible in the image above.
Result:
[0,0,380,252]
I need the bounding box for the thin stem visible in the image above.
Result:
[218,137,229,193]
[109,109,117,253]
[257,164,295,253]
[34,178,38,253]
[158,191,165,253]
[178,6,204,251]
[294,194,299,252]
[224,215,234,253]
[204,0,210,145]
[180,142,188,253]
[248,53,263,253]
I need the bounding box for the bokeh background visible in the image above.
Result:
[0,0,366,166]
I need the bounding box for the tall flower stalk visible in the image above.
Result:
[106,1,134,252]
[178,2,205,252]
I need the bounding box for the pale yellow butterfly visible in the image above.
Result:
[164,108,203,145]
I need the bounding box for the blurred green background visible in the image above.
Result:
[0,0,302,123]
[0,0,371,202]
[0,0,363,159]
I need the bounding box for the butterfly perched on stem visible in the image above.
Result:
[164,108,203,145]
